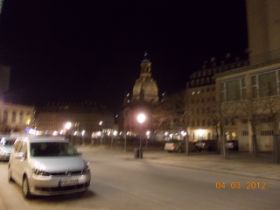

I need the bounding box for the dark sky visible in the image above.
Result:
[0,0,247,112]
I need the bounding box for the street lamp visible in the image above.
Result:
[136,113,146,125]
[181,130,189,156]
[98,121,104,144]
[136,112,147,159]
[63,121,73,143]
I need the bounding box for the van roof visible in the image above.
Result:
[17,135,68,143]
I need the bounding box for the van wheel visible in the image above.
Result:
[22,176,32,199]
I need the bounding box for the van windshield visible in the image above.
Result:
[30,142,79,157]
[1,138,16,146]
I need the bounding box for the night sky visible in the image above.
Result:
[0,0,247,112]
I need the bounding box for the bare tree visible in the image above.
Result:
[210,100,241,159]
[152,92,185,131]
[260,92,280,163]
[238,99,259,157]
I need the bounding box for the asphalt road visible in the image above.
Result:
[0,148,279,210]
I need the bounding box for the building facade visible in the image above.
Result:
[185,58,248,142]
[0,101,34,132]
[216,62,280,152]
[185,66,217,141]
[246,0,280,65]
[213,0,280,152]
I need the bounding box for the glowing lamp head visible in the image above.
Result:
[64,121,72,130]
[181,131,187,137]
[113,130,118,136]
[136,113,147,124]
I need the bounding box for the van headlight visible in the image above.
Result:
[32,168,50,176]
[82,162,90,174]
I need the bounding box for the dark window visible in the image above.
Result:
[3,110,8,123]
[242,131,248,136]
[260,130,274,136]
[202,120,205,126]
[12,111,17,123]
[225,79,241,101]
[19,111,24,123]
[259,72,277,97]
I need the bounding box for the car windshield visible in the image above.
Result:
[30,142,79,157]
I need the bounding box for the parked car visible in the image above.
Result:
[0,137,16,161]
[164,140,185,153]
[8,136,91,198]
[226,140,239,151]
[194,140,217,152]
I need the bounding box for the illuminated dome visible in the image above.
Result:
[132,58,159,103]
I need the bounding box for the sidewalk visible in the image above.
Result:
[79,146,280,181]
[139,151,280,181]
[0,193,6,210]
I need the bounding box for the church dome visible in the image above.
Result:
[132,58,159,103]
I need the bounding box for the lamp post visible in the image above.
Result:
[63,121,73,143]
[136,112,147,159]
[98,121,103,144]
[181,130,189,156]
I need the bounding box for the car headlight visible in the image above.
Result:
[82,162,90,174]
[32,168,50,176]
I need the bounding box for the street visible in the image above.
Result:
[0,147,280,210]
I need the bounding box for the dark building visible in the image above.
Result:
[0,65,10,97]
[35,102,115,136]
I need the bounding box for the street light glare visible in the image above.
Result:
[64,121,72,130]
[136,113,147,124]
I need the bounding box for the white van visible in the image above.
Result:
[8,136,91,198]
